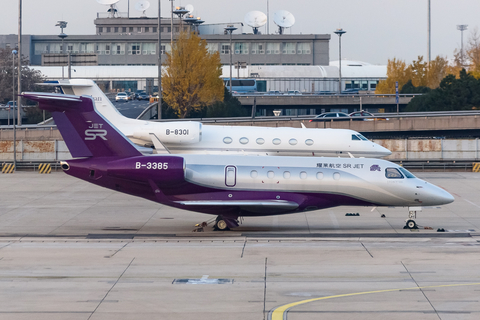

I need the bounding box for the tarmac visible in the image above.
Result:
[1,171,480,319]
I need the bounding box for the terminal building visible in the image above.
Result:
[0,8,386,98]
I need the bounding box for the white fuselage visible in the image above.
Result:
[55,79,391,158]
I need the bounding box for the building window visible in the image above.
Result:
[128,43,141,55]
[266,42,280,54]
[122,27,127,32]
[137,27,142,33]
[142,43,156,55]
[234,43,249,54]
[160,44,171,54]
[98,27,103,33]
[282,42,296,54]
[129,27,134,32]
[96,43,111,55]
[34,43,49,54]
[112,43,125,55]
[206,43,218,53]
[114,27,119,33]
[167,27,171,32]
[175,27,179,32]
[153,27,157,33]
[221,43,230,54]
[251,43,264,54]
[80,43,95,53]
[145,27,150,32]
[106,27,111,32]
[297,43,311,54]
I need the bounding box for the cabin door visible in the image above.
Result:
[225,166,237,187]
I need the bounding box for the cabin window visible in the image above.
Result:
[223,137,232,144]
[267,171,275,179]
[352,135,361,141]
[385,168,404,179]
[333,172,340,180]
[256,138,265,145]
[300,171,307,179]
[305,139,314,146]
[289,139,298,145]
[398,167,415,178]
[250,170,258,178]
[316,172,324,180]
[239,137,249,144]
[283,171,291,179]
[272,138,281,145]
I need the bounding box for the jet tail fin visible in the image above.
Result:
[22,92,141,158]
[149,133,171,154]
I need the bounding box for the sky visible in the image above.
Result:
[1,0,480,65]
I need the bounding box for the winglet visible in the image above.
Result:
[301,123,306,129]
[149,133,171,154]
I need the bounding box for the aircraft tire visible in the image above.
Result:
[215,219,229,231]
[406,219,417,229]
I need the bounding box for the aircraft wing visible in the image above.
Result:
[174,200,299,213]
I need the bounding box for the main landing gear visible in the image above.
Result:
[404,207,421,230]
[193,216,240,232]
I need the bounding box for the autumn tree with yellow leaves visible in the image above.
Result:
[162,31,224,118]
[376,56,448,94]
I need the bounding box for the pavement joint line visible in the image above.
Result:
[87,257,135,320]
[241,238,247,258]
[401,261,441,319]
[269,282,480,320]
[360,242,373,258]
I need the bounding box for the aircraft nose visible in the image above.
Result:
[422,183,454,205]
[375,144,392,157]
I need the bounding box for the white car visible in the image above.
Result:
[115,92,129,102]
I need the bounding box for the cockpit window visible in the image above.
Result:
[352,134,361,141]
[398,167,415,178]
[385,168,404,179]
[357,134,368,141]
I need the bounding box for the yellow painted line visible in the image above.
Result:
[270,282,480,320]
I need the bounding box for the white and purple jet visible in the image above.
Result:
[23,92,453,231]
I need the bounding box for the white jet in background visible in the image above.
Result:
[38,79,391,158]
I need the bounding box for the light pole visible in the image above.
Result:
[56,21,68,79]
[457,24,468,67]
[334,28,346,94]
[224,25,237,93]
[170,0,174,46]
[427,0,431,63]
[158,0,162,119]
[12,50,17,172]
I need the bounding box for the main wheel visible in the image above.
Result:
[406,219,417,229]
[215,219,228,231]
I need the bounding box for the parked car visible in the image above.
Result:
[349,110,389,121]
[265,90,282,95]
[115,92,129,102]
[285,90,302,95]
[137,92,151,101]
[309,112,350,122]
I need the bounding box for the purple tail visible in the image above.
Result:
[22,92,141,158]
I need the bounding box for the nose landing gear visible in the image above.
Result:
[404,207,421,229]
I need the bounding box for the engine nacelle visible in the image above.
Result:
[132,121,202,144]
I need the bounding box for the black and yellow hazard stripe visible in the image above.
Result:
[38,163,52,174]
[473,163,480,172]
[2,164,15,173]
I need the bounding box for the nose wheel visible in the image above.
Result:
[404,208,420,229]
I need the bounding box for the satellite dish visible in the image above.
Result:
[185,4,194,13]
[96,0,120,18]
[135,0,150,16]
[96,0,119,4]
[273,10,295,34]
[244,11,267,34]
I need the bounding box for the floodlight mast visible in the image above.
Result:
[158,0,162,119]
[334,28,346,94]
[457,24,468,67]
[56,21,68,80]
[12,50,17,172]
[224,25,237,93]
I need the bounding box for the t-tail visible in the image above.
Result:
[22,92,141,158]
